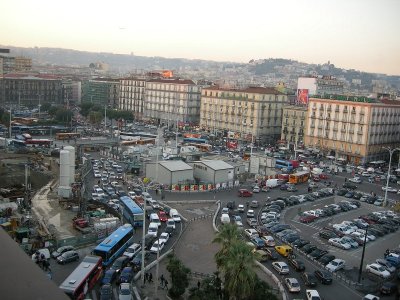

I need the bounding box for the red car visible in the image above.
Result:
[319,173,328,179]
[312,176,321,182]
[157,210,168,222]
[299,215,318,223]
[238,189,253,197]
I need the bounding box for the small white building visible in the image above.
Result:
[145,160,193,186]
[190,160,234,185]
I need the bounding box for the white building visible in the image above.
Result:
[190,160,234,185]
[297,76,343,96]
[145,160,193,186]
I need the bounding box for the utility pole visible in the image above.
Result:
[104,105,107,134]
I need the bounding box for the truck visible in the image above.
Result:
[73,218,92,234]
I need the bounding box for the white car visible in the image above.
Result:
[328,237,351,250]
[272,261,290,275]
[118,283,132,300]
[142,192,153,201]
[122,243,141,259]
[284,278,301,293]
[166,218,176,229]
[261,235,275,247]
[306,290,321,300]
[326,258,346,272]
[237,204,245,212]
[94,172,101,178]
[381,186,397,193]
[246,209,255,218]
[253,186,260,193]
[159,232,170,244]
[366,263,391,278]
[244,228,259,239]
[349,177,362,183]
[150,240,165,254]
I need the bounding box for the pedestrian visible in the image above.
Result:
[164,279,168,290]
[246,201,249,208]
[345,178,348,182]
[160,274,165,288]
[197,280,201,290]
[144,273,148,284]
[149,272,153,282]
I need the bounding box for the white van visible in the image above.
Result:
[220,213,230,224]
[147,222,159,237]
[149,213,161,227]
[169,209,181,222]
[32,248,51,262]
[266,179,281,188]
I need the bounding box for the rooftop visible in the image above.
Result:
[204,85,282,95]
[311,94,376,103]
[147,78,195,85]
[195,160,234,170]
[159,160,193,172]
[2,73,62,80]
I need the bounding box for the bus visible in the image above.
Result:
[120,138,156,146]
[275,159,293,171]
[59,255,103,300]
[289,171,310,184]
[119,196,144,227]
[9,139,26,148]
[119,131,157,140]
[183,137,207,144]
[25,139,53,147]
[188,143,212,152]
[92,224,134,267]
[56,132,80,140]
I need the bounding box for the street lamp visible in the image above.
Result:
[358,225,368,283]
[383,147,400,207]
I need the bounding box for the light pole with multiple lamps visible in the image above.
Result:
[383,147,400,207]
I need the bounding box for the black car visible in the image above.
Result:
[302,244,317,254]
[352,193,362,200]
[285,234,300,243]
[319,230,337,240]
[292,239,310,248]
[314,270,333,284]
[131,250,150,269]
[264,248,279,260]
[337,189,348,196]
[288,257,305,271]
[318,254,335,265]
[309,249,328,260]
[343,182,357,190]
[110,256,130,273]
[301,272,318,287]
[380,282,397,295]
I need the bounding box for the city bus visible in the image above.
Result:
[59,255,103,300]
[183,137,207,144]
[55,132,80,140]
[288,171,310,184]
[275,159,294,171]
[120,138,156,146]
[25,139,53,147]
[188,143,212,152]
[119,196,144,227]
[92,224,134,267]
[119,131,157,140]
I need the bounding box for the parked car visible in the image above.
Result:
[375,259,396,273]
[318,254,335,265]
[244,228,259,239]
[56,250,79,264]
[326,259,345,272]
[365,263,391,278]
[380,282,397,295]
[246,209,255,218]
[51,245,75,259]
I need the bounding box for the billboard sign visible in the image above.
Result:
[297,89,309,105]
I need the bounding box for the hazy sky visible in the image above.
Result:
[2,0,399,75]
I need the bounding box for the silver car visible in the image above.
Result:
[285,278,301,293]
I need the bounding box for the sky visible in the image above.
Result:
[1,0,400,75]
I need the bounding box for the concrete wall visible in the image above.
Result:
[192,163,215,183]
[171,169,194,185]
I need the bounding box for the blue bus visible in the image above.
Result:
[183,137,207,144]
[275,159,293,171]
[119,196,144,227]
[92,224,134,266]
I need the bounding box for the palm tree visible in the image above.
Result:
[222,241,257,299]
[212,223,241,268]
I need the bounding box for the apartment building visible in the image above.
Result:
[281,105,307,146]
[200,86,289,144]
[119,76,147,119]
[82,78,120,108]
[297,75,343,96]
[144,78,201,127]
[304,95,400,164]
[0,73,63,107]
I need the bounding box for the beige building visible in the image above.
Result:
[200,86,289,144]
[281,106,307,146]
[119,76,147,119]
[144,78,201,127]
[304,95,400,164]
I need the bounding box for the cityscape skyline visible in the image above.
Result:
[1,0,400,75]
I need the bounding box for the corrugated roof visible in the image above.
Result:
[196,160,234,170]
[160,160,193,172]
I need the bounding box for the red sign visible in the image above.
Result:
[297,89,309,105]
[226,141,238,150]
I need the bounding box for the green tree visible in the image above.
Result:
[249,278,278,300]
[212,223,241,268]
[188,272,222,300]
[1,111,10,126]
[40,102,52,112]
[88,111,103,124]
[55,108,73,123]
[222,241,257,299]
[79,102,94,117]
[167,254,191,299]
[48,105,58,116]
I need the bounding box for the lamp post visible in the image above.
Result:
[141,186,147,286]
[383,147,400,207]
[358,225,368,283]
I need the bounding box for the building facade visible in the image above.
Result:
[297,76,344,96]
[0,73,63,107]
[200,86,289,144]
[0,55,32,75]
[281,105,307,146]
[118,76,147,119]
[144,78,201,127]
[82,78,120,108]
[304,95,400,164]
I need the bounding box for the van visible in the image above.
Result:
[220,213,230,224]
[31,248,50,262]
[147,223,159,237]
[275,245,293,257]
[169,209,181,223]
[149,213,161,227]
[266,179,280,188]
